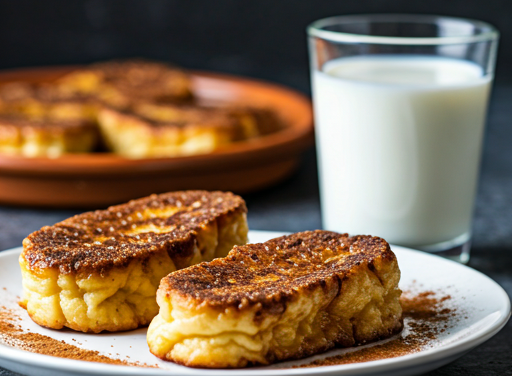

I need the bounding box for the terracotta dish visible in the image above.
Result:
[0,66,313,208]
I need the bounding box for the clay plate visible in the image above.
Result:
[0,66,313,208]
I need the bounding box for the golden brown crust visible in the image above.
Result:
[22,191,247,275]
[56,59,193,106]
[93,60,192,101]
[102,106,245,138]
[0,82,100,128]
[0,82,35,102]
[0,82,97,105]
[131,102,283,136]
[0,115,94,132]
[161,231,396,311]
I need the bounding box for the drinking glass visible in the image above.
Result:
[308,14,499,262]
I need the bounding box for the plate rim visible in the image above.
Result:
[0,231,510,376]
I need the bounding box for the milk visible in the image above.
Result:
[312,56,492,248]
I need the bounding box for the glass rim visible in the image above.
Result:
[307,14,499,45]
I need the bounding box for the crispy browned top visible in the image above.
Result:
[133,102,245,124]
[104,103,282,141]
[0,83,34,102]
[0,82,95,105]
[60,59,193,104]
[0,115,94,131]
[161,230,396,310]
[22,191,246,274]
[102,106,246,140]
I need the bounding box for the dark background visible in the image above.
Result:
[1,0,512,94]
[0,1,511,375]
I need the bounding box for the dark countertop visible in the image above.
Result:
[0,85,511,376]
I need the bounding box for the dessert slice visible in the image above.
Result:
[97,106,247,158]
[0,115,97,157]
[55,59,193,108]
[147,230,402,368]
[0,82,99,123]
[97,102,283,158]
[0,83,99,156]
[133,102,283,138]
[19,191,248,333]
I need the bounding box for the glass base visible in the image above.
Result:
[414,233,471,264]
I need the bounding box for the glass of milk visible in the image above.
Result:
[308,14,499,263]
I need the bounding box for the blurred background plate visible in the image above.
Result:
[0,66,314,208]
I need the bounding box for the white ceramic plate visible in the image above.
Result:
[0,230,509,376]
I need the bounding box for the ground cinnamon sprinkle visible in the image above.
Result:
[0,290,457,369]
[296,290,456,368]
[0,307,156,368]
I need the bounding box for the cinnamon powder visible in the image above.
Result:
[296,290,456,368]
[0,306,156,368]
[0,290,456,369]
